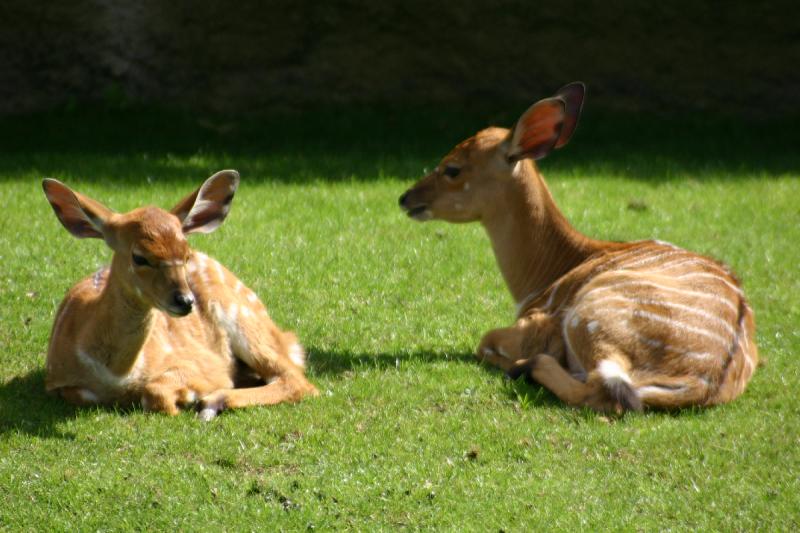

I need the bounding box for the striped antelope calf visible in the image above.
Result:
[43,171,317,420]
[398,83,757,412]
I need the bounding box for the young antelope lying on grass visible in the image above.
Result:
[399,83,758,412]
[43,171,317,419]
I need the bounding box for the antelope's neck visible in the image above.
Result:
[85,265,156,375]
[480,162,610,306]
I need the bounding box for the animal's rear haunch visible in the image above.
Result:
[42,170,318,419]
[400,82,758,412]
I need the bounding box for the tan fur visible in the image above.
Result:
[44,171,317,418]
[400,84,757,412]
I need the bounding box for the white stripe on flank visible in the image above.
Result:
[617,251,685,270]
[561,308,587,376]
[544,245,673,313]
[738,335,755,372]
[610,244,667,264]
[584,294,736,337]
[246,292,258,303]
[632,332,717,361]
[648,257,707,272]
[743,351,755,373]
[543,278,564,310]
[638,385,687,397]
[648,257,732,278]
[619,307,731,347]
[675,272,743,295]
[581,279,738,313]
[652,240,679,249]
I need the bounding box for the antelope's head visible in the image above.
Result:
[43,170,240,317]
[399,82,585,223]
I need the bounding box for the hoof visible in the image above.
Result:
[197,407,218,422]
[197,393,226,421]
[506,358,536,381]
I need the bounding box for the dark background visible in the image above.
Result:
[1,1,797,117]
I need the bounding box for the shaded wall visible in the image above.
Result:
[1,1,797,116]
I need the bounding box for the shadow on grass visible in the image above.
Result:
[305,346,704,415]
[0,108,797,183]
[0,351,722,437]
[0,369,80,440]
[306,346,475,376]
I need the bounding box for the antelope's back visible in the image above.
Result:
[533,241,758,402]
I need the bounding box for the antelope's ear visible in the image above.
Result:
[171,170,240,234]
[507,97,565,163]
[42,179,112,239]
[553,81,585,148]
[507,81,586,162]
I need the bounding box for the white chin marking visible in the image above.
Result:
[412,210,433,221]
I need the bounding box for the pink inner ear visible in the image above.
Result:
[515,99,565,160]
[44,183,103,238]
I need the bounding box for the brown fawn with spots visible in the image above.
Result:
[43,170,317,420]
[399,83,758,412]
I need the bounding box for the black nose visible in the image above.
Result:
[398,191,409,207]
[172,291,195,314]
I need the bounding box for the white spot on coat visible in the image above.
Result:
[597,360,632,384]
[211,302,249,355]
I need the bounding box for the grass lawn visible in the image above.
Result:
[0,108,798,530]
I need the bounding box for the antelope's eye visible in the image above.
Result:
[132,253,151,267]
[443,166,461,179]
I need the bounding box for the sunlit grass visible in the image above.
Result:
[0,110,798,530]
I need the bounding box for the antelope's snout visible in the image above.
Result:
[398,183,433,221]
[169,290,195,317]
